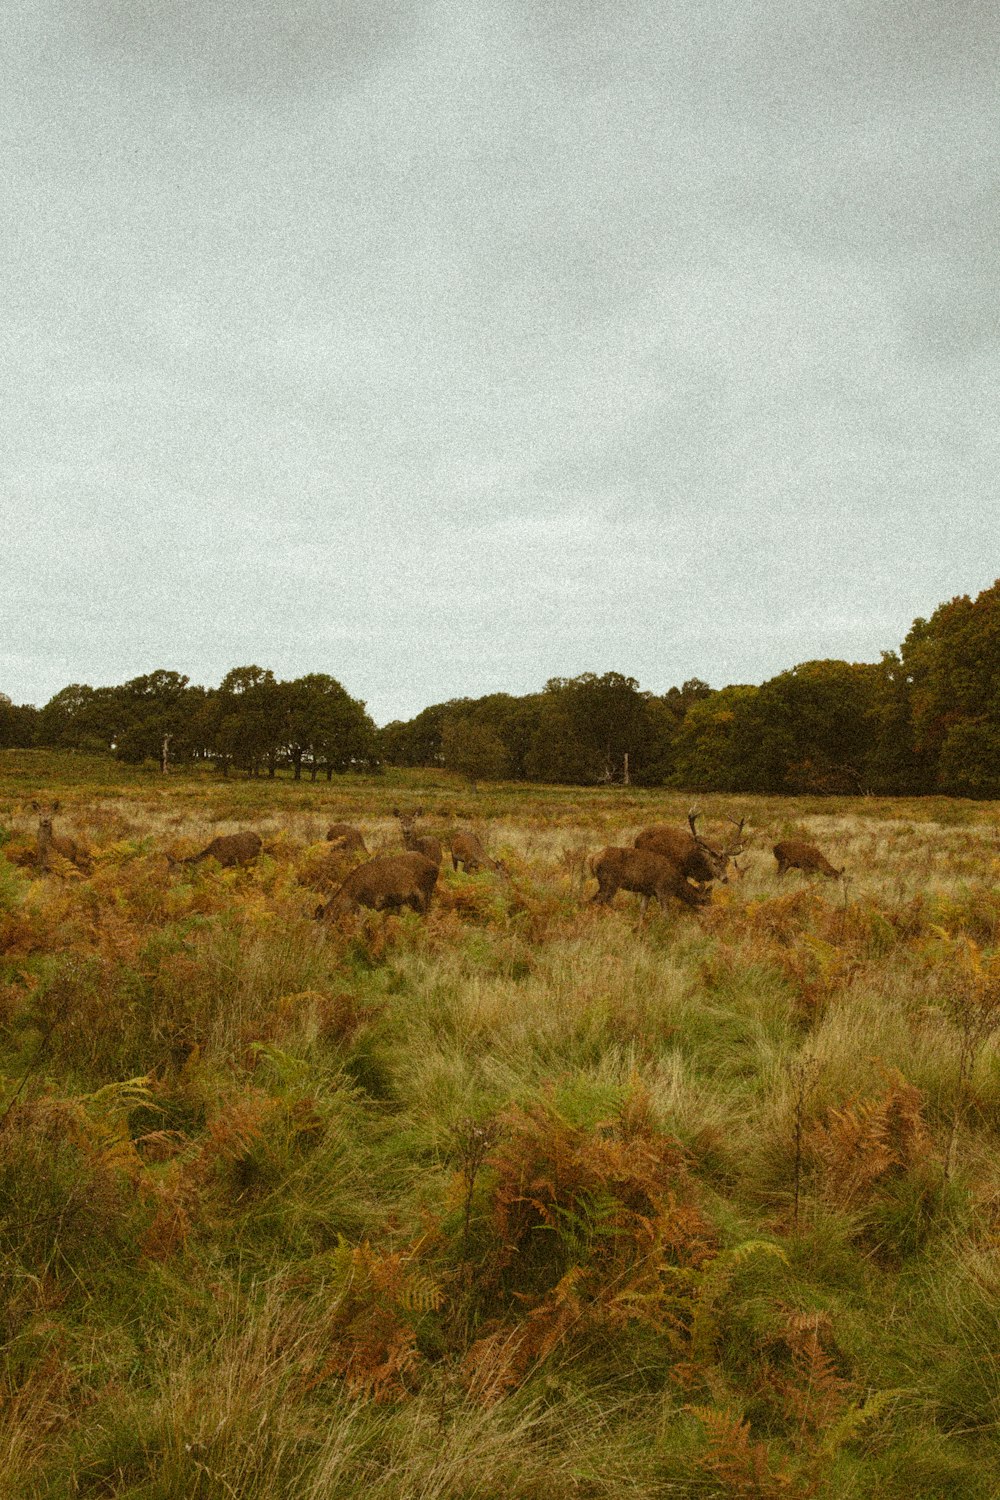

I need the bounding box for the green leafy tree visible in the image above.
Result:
[440,714,512,784]
[525,672,654,784]
[865,651,926,794]
[185,689,225,764]
[112,671,195,766]
[936,720,1000,798]
[901,581,1000,793]
[213,666,284,777]
[379,703,450,767]
[739,660,879,794]
[0,694,38,749]
[454,693,542,779]
[36,684,123,754]
[670,684,759,791]
[285,674,375,779]
[640,685,712,786]
[524,691,604,783]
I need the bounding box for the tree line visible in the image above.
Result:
[0,667,376,780]
[384,580,1000,797]
[2,580,998,795]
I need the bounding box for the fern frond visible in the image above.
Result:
[689,1241,787,1367]
[396,1270,444,1314]
[80,1075,153,1118]
[816,1386,901,1457]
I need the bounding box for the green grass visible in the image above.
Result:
[1,751,999,1496]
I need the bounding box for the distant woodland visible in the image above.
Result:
[3,580,999,796]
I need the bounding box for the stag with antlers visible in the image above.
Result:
[634,809,746,884]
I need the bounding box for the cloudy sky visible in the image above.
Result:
[3,1,997,724]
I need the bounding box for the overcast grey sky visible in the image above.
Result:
[3,1,997,723]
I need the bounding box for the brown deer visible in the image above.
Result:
[590,846,711,912]
[168,831,263,869]
[450,830,508,876]
[325,823,368,854]
[315,852,439,920]
[32,801,91,874]
[393,807,443,865]
[634,810,746,884]
[773,839,843,878]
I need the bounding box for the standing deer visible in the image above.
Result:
[325,823,368,854]
[315,852,439,920]
[773,840,843,878]
[168,831,263,869]
[634,810,746,884]
[393,808,443,866]
[450,830,508,876]
[32,801,91,874]
[590,846,711,912]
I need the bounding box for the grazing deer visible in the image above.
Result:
[773,839,843,879]
[168,831,263,869]
[450,830,508,876]
[590,846,711,912]
[635,810,746,883]
[393,807,443,866]
[325,823,368,854]
[315,852,439,920]
[31,801,91,874]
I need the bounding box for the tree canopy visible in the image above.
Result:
[3,579,998,794]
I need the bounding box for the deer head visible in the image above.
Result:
[687,808,747,882]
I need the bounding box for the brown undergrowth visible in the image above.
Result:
[2,766,1000,1496]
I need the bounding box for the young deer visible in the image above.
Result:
[773,839,843,879]
[450,830,508,876]
[168,831,263,869]
[393,808,443,866]
[32,801,91,874]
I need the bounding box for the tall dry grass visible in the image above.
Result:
[1,752,999,1495]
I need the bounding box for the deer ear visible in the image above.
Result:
[31,800,40,812]
[416,807,424,817]
[52,800,61,813]
[392,807,400,817]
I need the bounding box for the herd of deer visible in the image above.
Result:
[28,802,845,920]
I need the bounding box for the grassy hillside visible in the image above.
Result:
[1,752,998,1497]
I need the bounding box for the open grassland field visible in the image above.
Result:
[1,751,999,1499]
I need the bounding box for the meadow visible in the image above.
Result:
[1,751,998,1498]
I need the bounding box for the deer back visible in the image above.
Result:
[326,823,368,854]
[318,852,439,919]
[591,846,709,909]
[773,839,842,877]
[185,831,263,868]
[451,830,506,875]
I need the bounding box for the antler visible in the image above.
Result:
[688,806,723,855]
[723,815,747,855]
